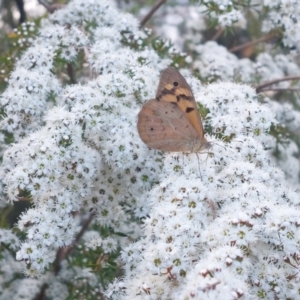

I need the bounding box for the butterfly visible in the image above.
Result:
[137,67,211,153]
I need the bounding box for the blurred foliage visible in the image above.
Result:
[0,20,40,91]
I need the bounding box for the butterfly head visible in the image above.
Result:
[189,138,211,153]
[204,141,212,150]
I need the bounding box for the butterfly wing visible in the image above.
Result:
[156,67,205,139]
[137,99,200,152]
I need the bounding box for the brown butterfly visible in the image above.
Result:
[137,67,211,153]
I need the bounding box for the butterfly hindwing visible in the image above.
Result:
[156,67,205,139]
[137,99,199,152]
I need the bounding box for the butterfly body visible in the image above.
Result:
[137,67,210,153]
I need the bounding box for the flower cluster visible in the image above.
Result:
[263,0,300,51]
[107,78,300,299]
[0,0,168,279]
[218,9,245,27]
[0,0,300,299]
[193,41,300,84]
[267,99,300,186]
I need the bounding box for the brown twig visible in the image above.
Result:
[35,284,48,300]
[38,0,64,13]
[139,0,167,28]
[211,27,224,41]
[259,87,300,93]
[84,46,94,80]
[15,0,26,24]
[54,213,94,275]
[229,34,274,53]
[67,63,77,84]
[36,214,94,300]
[255,75,300,93]
[38,0,52,11]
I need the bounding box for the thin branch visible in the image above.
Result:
[37,0,52,11]
[229,34,274,53]
[38,0,64,13]
[35,284,47,300]
[36,214,94,300]
[67,63,77,84]
[54,213,94,275]
[211,27,224,41]
[259,87,300,93]
[84,46,94,80]
[15,0,26,24]
[81,26,94,80]
[255,75,300,93]
[139,0,167,28]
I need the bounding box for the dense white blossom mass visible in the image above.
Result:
[0,0,300,299]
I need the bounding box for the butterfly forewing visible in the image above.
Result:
[156,67,205,139]
[137,99,200,152]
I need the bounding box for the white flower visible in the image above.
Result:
[218,10,245,27]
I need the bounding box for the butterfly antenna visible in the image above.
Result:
[181,154,185,175]
[210,141,226,151]
[231,138,243,144]
[196,153,202,180]
[204,151,210,164]
[205,197,217,219]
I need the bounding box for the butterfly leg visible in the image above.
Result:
[195,153,202,180]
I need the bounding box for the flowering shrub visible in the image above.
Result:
[0,0,299,299]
